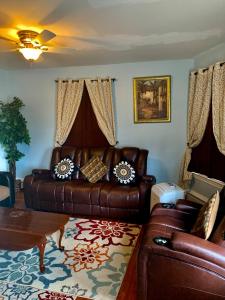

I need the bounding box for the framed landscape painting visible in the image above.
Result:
[133,75,171,123]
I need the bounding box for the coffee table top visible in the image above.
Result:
[0,207,69,251]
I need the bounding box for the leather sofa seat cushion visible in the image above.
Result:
[64,181,140,209]
[0,185,9,201]
[28,180,66,208]
[29,179,142,215]
[31,179,103,205]
[28,179,104,215]
[99,183,140,209]
[64,180,104,206]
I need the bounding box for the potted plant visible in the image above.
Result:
[0,97,31,186]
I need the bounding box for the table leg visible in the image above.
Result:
[59,225,65,251]
[38,239,46,273]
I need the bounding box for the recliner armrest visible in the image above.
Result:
[151,199,201,220]
[151,204,195,221]
[176,199,202,213]
[171,231,225,269]
[32,169,52,180]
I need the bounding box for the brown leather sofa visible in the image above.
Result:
[24,146,156,223]
[137,198,225,300]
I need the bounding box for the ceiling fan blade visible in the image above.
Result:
[0,49,16,53]
[48,46,77,54]
[39,0,74,25]
[0,35,16,43]
[37,30,56,44]
[0,11,13,28]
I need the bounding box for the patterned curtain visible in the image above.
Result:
[180,66,213,184]
[85,78,116,145]
[55,79,84,146]
[212,62,225,155]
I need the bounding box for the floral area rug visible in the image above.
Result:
[0,218,141,300]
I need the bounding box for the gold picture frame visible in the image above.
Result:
[133,75,171,123]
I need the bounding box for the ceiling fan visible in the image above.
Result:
[0,29,56,61]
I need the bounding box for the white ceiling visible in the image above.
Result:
[0,0,225,69]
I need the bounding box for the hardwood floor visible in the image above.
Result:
[15,191,139,300]
[14,191,26,208]
[117,227,143,300]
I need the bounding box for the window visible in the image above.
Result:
[188,106,225,182]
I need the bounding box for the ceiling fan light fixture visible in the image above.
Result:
[19,47,43,61]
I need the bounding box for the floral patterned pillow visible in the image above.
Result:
[53,157,77,180]
[113,161,136,185]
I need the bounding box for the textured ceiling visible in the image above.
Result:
[0,0,225,69]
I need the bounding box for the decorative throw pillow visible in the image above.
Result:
[113,161,136,185]
[191,191,220,240]
[80,156,108,183]
[54,157,76,180]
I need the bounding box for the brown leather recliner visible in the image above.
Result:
[24,146,156,223]
[137,198,225,300]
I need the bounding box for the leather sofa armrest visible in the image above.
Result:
[139,175,156,196]
[171,231,225,269]
[32,169,52,180]
[141,175,156,185]
[138,175,156,222]
[176,199,202,213]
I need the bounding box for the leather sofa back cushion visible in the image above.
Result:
[50,146,148,182]
[191,191,220,240]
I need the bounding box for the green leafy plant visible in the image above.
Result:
[0,97,31,181]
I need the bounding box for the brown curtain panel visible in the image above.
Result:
[64,84,109,147]
[180,66,213,183]
[188,107,225,182]
[85,78,116,145]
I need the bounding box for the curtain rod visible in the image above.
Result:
[55,78,116,83]
[193,61,225,75]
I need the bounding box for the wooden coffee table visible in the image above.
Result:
[0,207,69,272]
